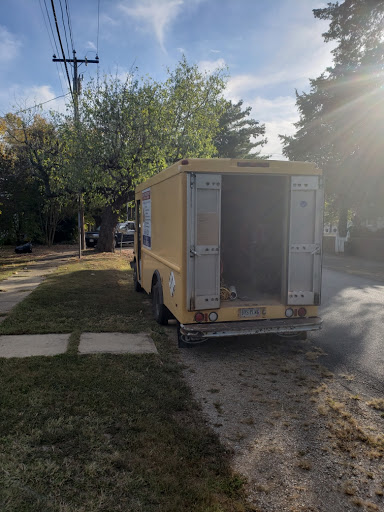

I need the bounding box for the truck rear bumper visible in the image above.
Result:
[180,317,322,339]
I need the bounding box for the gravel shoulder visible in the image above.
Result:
[167,329,384,512]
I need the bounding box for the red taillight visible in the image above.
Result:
[298,307,307,317]
[194,312,204,322]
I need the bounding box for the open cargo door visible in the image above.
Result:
[187,173,221,310]
[287,175,323,306]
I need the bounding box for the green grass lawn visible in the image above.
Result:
[0,251,252,512]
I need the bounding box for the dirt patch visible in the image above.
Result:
[171,331,384,512]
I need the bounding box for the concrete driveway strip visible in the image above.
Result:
[79,332,158,354]
[0,292,36,314]
[0,252,73,316]
[0,334,69,358]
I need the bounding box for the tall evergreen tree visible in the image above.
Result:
[214,100,268,159]
[280,0,384,234]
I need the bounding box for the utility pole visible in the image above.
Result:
[52,50,99,257]
[53,49,99,117]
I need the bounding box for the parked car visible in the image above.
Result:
[115,221,135,247]
[85,228,100,248]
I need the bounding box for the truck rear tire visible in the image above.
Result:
[152,279,169,325]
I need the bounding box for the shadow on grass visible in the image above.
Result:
[0,257,251,511]
[0,353,250,512]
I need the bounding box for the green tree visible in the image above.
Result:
[161,56,227,163]
[76,58,228,252]
[1,112,74,245]
[75,75,166,252]
[280,0,384,235]
[214,99,268,158]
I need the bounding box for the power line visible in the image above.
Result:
[64,0,75,51]
[39,0,56,55]
[50,0,74,102]
[10,93,70,116]
[43,0,68,93]
[39,0,66,97]
[43,0,60,58]
[59,0,73,80]
[97,0,100,56]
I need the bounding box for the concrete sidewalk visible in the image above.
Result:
[0,332,157,358]
[323,253,384,282]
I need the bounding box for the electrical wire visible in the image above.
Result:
[58,0,73,80]
[41,0,67,96]
[43,0,60,58]
[38,0,65,97]
[96,0,100,89]
[50,0,74,102]
[64,0,75,51]
[97,0,100,56]
[10,93,71,116]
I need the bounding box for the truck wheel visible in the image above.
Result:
[133,264,142,292]
[152,279,169,325]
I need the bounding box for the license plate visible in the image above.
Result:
[89,238,94,242]
[239,308,260,318]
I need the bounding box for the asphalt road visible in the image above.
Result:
[311,265,384,395]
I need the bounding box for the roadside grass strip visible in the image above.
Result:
[0,252,251,512]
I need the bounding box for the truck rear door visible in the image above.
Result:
[187,173,221,311]
[287,175,323,306]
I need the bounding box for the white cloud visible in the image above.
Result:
[210,49,220,54]
[0,26,22,63]
[198,58,226,74]
[119,0,183,52]
[226,19,334,100]
[0,85,69,115]
[223,18,335,160]
[85,41,97,51]
[248,96,299,159]
[100,13,119,26]
[226,73,285,99]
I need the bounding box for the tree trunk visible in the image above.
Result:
[96,204,120,253]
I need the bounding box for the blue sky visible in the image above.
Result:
[1,0,334,158]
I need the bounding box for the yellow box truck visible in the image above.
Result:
[132,158,323,347]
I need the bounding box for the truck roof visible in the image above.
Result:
[135,158,321,192]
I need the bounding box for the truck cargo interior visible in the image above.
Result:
[221,174,290,304]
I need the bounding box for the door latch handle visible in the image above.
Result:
[190,249,199,256]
